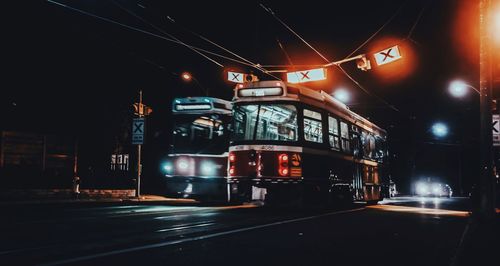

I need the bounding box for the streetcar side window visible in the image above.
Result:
[340,121,350,153]
[303,109,323,143]
[328,116,340,150]
[375,135,386,162]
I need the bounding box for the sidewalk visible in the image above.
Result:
[452,214,500,266]
[0,194,197,206]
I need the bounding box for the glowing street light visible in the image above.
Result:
[181,72,192,81]
[180,72,208,96]
[333,88,350,103]
[448,80,479,98]
[431,122,449,138]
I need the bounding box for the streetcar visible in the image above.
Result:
[161,97,232,201]
[227,81,388,205]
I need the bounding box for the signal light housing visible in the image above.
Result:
[278,153,289,177]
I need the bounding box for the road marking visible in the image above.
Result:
[40,208,364,265]
[368,204,470,217]
[155,221,215,233]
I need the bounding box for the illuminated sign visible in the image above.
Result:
[227,71,245,83]
[286,68,327,84]
[374,45,402,66]
[175,104,212,111]
[238,87,283,97]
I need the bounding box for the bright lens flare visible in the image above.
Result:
[431,123,448,138]
[333,89,350,103]
[495,9,500,42]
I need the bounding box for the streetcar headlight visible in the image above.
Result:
[200,161,215,176]
[162,162,173,173]
[177,159,189,171]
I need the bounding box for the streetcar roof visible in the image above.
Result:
[233,81,386,136]
[172,97,232,115]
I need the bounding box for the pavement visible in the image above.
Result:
[0,194,197,206]
[452,215,500,266]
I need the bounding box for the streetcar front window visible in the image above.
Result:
[233,104,298,141]
[172,113,230,154]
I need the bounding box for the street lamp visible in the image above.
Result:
[448,80,480,98]
[181,72,192,81]
[431,122,449,138]
[180,72,208,96]
[332,88,350,103]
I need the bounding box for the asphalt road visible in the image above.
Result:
[0,197,482,265]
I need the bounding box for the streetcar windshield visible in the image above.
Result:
[232,104,298,142]
[172,113,230,154]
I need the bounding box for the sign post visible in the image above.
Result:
[132,90,145,198]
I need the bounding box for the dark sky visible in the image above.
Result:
[2,0,489,192]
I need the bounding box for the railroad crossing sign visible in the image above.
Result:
[227,71,245,83]
[287,68,327,84]
[374,45,402,66]
[132,118,145,145]
[493,114,500,146]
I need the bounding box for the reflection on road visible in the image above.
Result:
[368,204,469,217]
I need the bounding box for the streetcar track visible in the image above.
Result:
[40,207,365,266]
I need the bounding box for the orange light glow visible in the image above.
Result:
[495,6,500,43]
[453,0,479,66]
[181,72,192,81]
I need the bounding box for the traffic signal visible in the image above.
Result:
[133,103,153,116]
[244,74,259,82]
[356,55,371,71]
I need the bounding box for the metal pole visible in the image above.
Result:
[136,90,143,198]
[478,0,496,220]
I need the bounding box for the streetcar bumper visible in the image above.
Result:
[164,176,227,200]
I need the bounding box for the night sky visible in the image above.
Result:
[2,0,490,193]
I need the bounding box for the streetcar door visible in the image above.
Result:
[351,129,363,200]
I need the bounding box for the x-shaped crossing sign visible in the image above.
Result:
[227,71,244,83]
[374,45,402,66]
[132,118,145,145]
[287,68,327,84]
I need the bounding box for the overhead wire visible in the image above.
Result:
[260,3,330,63]
[336,65,399,112]
[343,1,406,59]
[46,0,272,71]
[109,0,224,68]
[260,2,400,112]
[164,15,282,80]
[406,1,429,45]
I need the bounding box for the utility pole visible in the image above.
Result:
[478,0,496,221]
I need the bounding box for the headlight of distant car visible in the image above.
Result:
[431,183,442,195]
[416,182,429,195]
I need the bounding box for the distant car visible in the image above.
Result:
[415,181,452,198]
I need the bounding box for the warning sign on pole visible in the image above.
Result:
[286,68,327,84]
[374,45,402,66]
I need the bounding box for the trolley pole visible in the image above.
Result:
[477,0,496,221]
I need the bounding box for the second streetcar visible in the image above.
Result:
[161,97,232,201]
